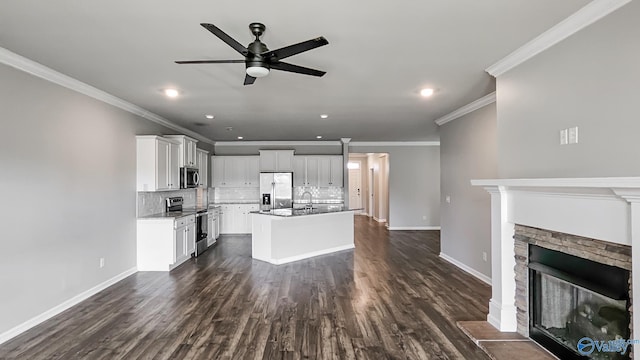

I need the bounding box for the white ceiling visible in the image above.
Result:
[0,0,590,142]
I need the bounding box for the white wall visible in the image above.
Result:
[0,62,186,338]
[350,145,440,229]
[497,1,640,178]
[440,104,497,278]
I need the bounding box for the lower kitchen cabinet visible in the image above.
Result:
[218,204,259,234]
[137,215,196,271]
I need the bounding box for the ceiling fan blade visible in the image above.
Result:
[270,62,326,77]
[244,74,257,85]
[263,37,328,61]
[200,23,251,56]
[175,60,245,64]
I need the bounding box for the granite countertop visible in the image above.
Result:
[138,205,208,220]
[251,207,360,218]
[292,200,344,204]
[210,200,260,204]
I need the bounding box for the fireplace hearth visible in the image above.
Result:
[529,244,630,359]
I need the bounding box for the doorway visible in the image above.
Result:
[348,153,389,223]
[348,163,363,214]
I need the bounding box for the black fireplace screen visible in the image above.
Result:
[529,245,630,360]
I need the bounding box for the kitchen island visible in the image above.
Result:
[251,208,355,265]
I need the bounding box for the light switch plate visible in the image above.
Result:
[568,126,579,144]
[560,129,568,145]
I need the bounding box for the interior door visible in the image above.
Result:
[349,168,362,213]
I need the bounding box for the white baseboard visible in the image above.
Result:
[0,267,137,345]
[373,217,387,223]
[439,252,491,285]
[271,244,355,265]
[388,226,441,231]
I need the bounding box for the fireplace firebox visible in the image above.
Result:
[529,245,630,360]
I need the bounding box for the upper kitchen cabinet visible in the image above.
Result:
[293,155,342,187]
[165,135,198,168]
[259,150,294,172]
[294,156,319,186]
[136,136,180,191]
[320,155,344,187]
[196,148,209,187]
[211,156,259,187]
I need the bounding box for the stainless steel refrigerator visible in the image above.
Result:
[260,172,293,210]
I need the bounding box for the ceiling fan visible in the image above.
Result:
[175,22,329,85]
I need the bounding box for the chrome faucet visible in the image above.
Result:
[301,191,313,210]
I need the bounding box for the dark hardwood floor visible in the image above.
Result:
[0,216,491,359]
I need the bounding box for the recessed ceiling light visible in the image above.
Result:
[320,114,329,119]
[164,88,179,98]
[205,114,214,119]
[316,135,323,139]
[420,88,434,97]
[237,136,244,140]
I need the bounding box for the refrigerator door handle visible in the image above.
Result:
[272,182,276,209]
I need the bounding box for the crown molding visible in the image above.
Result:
[0,47,215,145]
[434,92,496,126]
[350,141,440,147]
[486,0,631,77]
[215,141,342,147]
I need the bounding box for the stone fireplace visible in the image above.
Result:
[471,177,640,357]
[516,225,632,359]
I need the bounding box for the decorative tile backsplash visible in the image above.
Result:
[210,187,260,203]
[293,186,344,204]
[137,189,201,217]
[209,186,344,204]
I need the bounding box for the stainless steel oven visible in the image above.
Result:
[180,167,200,189]
[194,210,209,256]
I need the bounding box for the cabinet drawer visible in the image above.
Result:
[175,215,195,228]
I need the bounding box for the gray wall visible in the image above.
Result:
[214,144,342,155]
[350,145,440,228]
[497,1,640,178]
[440,104,497,278]
[0,63,190,336]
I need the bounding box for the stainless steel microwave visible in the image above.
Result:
[180,167,199,188]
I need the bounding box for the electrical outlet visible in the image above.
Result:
[445,195,451,204]
[482,252,488,262]
[99,258,105,268]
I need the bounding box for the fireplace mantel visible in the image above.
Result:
[471,177,640,348]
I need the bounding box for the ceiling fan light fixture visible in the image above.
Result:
[246,66,270,78]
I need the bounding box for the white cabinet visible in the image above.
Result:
[196,149,209,187]
[329,156,344,187]
[292,155,342,187]
[219,204,259,234]
[245,157,260,186]
[136,136,180,191]
[207,209,219,247]
[165,135,198,168]
[259,150,294,172]
[317,156,343,186]
[293,156,319,186]
[174,215,196,264]
[211,156,259,187]
[293,157,306,186]
[137,214,195,271]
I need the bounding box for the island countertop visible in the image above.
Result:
[251,207,361,218]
